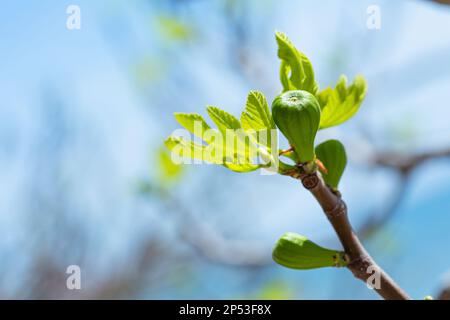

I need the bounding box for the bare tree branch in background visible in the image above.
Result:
[372,148,450,173]
[144,185,271,267]
[429,0,450,5]
[438,286,450,299]
[358,147,450,238]
[3,93,193,300]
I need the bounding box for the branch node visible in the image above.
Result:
[347,255,372,280]
[325,201,347,219]
[301,174,319,189]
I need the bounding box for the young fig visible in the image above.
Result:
[315,139,347,190]
[272,232,347,270]
[272,90,321,163]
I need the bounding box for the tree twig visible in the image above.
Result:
[146,185,271,267]
[297,172,410,300]
[358,173,410,238]
[437,286,450,300]
[428,0,450,5]
[372,148,450,174]
[357,147,450,238]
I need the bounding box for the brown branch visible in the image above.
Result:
[372,148,450,174]
[428,0,450,5]
[438,286,450,300]
[298,172,410,300]
[435,270,450,299]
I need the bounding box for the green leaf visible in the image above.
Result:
[223,162,260,173]
[156,16,195,42]
[206,106,264,166]
[206,106,243,150]
[167,104,277,173]
[174,113,212,143]
[317,75,367,129]
[156,147,183,183]
[165,134,261,173]
[275,31,318,94]
[241,91,275,131]
[272,232,347,270]
[165,136,219,163]
[206,106,241,134]
[315,139,347,189]
[252,280,295,300]
[241,91,277,150]
[216,131,262,172]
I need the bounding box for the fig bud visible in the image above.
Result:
[273,232,347,270]
[272,90,321,163]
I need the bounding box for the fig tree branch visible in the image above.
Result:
[295,171,410,300]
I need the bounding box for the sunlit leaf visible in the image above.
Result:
[167,105,265,174]
[223,162,260,173]
[254,280,295,300]
[241,91,275,131]
[157,147,184,183]
[275,31,318,94]
[317,75,367,129]
[174,113,212,142]
[165,135,261,173]
[156,16,195,42]
[165,136,218,163]
[207,106,241,133]
[241,91,277,150]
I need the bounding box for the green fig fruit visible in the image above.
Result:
[272,90,321,163]
[315,139,347,189]
[272,232,347,270]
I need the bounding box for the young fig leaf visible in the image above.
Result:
[272,232,347,270]
[174,113,212,143]
[275,31,318,94]
[241,91,275,131]
[315,139,347,189]
[206,106,241,134]
[156,147,183,184]
[271,90,321,163]
[241,91,277,150]
[316,75,367,129]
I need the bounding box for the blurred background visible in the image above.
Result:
[1,0,450,300]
